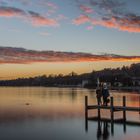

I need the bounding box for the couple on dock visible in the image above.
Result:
[96,83,110,106]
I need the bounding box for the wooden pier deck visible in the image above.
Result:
[87,105,140,112]
[85,96,140,134]
[88,117,140,126]
[85,96,140,123]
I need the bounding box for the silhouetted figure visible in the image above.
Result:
[97,121,102,140]
[102,122,110,140]
[96,86,102,105]
[102,83,110,106]
[96,121,110,140]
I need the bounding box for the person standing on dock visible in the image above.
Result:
[96,85,102,105]
[96,78,102,105]
[102,83,110,106]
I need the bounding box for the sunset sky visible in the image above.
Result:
[0,0,140,79]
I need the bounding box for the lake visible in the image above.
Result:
[0,87,140,140]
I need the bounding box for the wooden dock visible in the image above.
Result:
[85,96,140,123]
[85,96,140,134]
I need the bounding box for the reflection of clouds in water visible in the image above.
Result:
[0,87,139,124]
[0,107,83,123]
[0,87,87,123]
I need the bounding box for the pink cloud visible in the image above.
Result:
[0,6,25,17]
[0,6,59,27]
[29,11,58,27]
[119,26,140,33]
[0,47,140,64]
[75,1,140,33]
[73,14,140,33]
[31,16,58,26]
[73,15,90,25]
[91,17,140,33]
[80,5,93,14]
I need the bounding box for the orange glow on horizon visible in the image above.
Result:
[0,61,137,80]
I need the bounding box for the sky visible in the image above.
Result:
[0,0,140,79]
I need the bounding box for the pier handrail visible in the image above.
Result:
[85,96,140,121]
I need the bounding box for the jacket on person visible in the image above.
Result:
[102,88,109,98]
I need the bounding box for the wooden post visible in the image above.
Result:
[85,96,88,119]
[85,117,88,132]
[97,98,101,119]
[110,97,114,121]
[139,96,140,114]
[123,96,126,121]
[123,121,126,133]
[111,120,114,136]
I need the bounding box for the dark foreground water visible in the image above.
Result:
[0,87,140,140]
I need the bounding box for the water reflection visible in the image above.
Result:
[100,122,110,140]
[85,115,137,140]
[0,87,139,140]
[85,118,129,140]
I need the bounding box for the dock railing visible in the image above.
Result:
[85,96,140,123]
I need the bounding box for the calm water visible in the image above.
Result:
[0,87,140,140]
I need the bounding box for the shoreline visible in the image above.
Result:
[110,86,140,92]
[0,85,140,91]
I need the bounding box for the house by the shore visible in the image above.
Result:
[132,77,140,86]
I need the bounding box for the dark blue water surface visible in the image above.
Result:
[0,87,140,140]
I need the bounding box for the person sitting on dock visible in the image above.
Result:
[102,83,110,106]
[96,86,102,105]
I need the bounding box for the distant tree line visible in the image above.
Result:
[0,63,140,87]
